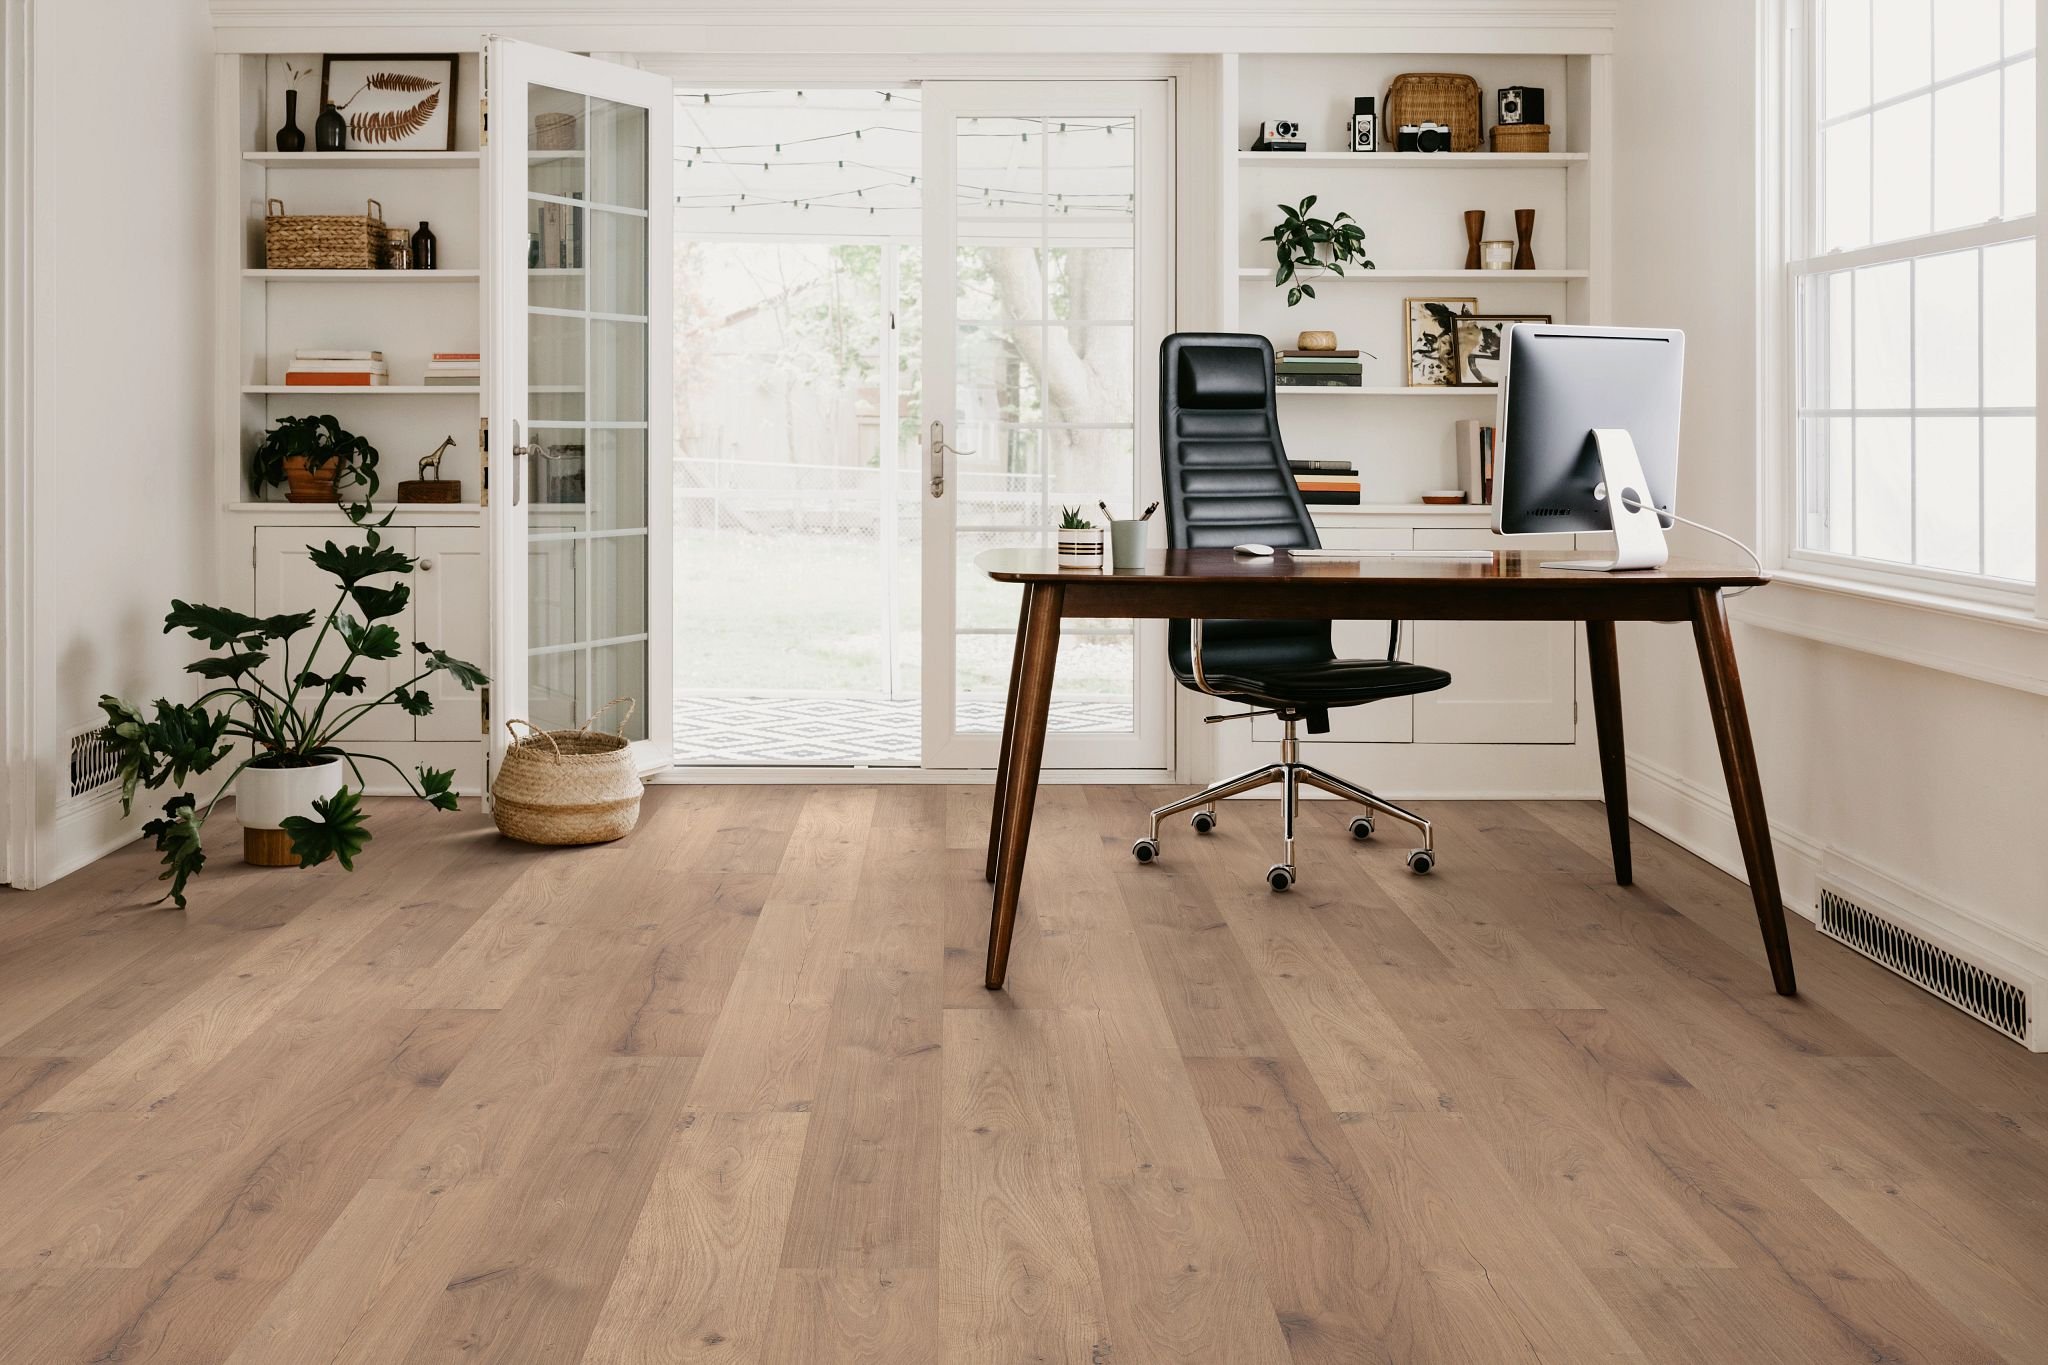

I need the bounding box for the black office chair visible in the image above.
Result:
[1134,332,1449,889]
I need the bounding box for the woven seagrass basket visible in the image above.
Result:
[491,699,643,845]
[1384,73,1483,153]
[264,198,385,270]
[1490,123,1552,154]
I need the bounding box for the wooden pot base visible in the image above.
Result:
[243,827,299,866]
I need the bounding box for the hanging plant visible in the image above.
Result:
[1261,195,1374,306]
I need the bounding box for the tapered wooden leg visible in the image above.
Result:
[1584,619,1633,886]
[986,583,1063,989]
[1690,588,1797,997]
[985,587,1034,883]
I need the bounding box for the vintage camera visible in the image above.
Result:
[1496,86,1546,126]
[1397,121,1452,154]
[1348,96,1376,152]
[1252,119,1305,151]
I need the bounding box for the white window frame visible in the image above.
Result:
[1768,0,2047,621]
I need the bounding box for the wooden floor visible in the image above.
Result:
[1,787,2045,1363]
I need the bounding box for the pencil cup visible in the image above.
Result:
[1110,519,1149,569]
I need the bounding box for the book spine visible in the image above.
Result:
[1300,490,1363,505]
[1276,374,1362,387]
[285,372,384,386]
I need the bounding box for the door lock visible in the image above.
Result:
[928,421,975,499]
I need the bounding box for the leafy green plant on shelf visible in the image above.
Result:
[96,495,486,907]
[1262,195,1374,306]
[252,413,381,502]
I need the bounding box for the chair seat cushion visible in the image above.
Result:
[1188,657,1453,708]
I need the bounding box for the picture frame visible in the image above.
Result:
[320,54,459,152]
[1405,296,1477,387]
[1452,313,1552,387]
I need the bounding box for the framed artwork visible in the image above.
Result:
[1405,297,1476,387]
[321,54,459,151]
[1453,313,1552,387]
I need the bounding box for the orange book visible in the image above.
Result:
[285,371,384,386]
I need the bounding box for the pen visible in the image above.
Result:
[1098,501,1114,523]
[1139,501,1159,521]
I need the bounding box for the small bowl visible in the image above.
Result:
[1421,490,1470,505]
[1296,330,1339,352]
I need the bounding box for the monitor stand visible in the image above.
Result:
[1540,428,1670,572]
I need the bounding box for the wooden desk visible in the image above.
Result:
[978,547,1795,996]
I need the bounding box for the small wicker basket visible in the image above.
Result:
[1490,123,1553,154]
[534,112,579,150]
[265,198,385,270]
[491,700,644,845]
[1384,73,1483,153]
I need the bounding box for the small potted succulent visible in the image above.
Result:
[1056,505,1104,569]
[254,413,380,502]
[1261,195,1374,306]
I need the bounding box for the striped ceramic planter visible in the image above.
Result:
[1056,528,1105,569]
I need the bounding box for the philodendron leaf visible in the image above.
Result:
[327,673,368,697]
[96,695,233,814]
[282,785,371,871]
[393,686,434,716]
[163,601,264,649]
[349,583,410,622]
[417,766,460,812]
[256,610,317,641]
[140,792,207,908]
[187,652,268,680]
[1287,286,1304,306]
[307,538,414,587]
[411,643,487,690]
[336,615,403,661]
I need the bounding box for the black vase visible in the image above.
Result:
[275,90,305,153]
[314,102,346,152]
[412,221,437,271]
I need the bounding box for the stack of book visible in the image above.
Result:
[284,349,386,387]
[1274,348,1363,387]
[425,352,480,388]
[1290,458,1361,505]
[1455,418,1499,504]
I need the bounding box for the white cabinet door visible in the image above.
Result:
[1410,528,1577,744]
[413,527,486,742]
[1251,526,1413,745]
[254,526,416,743]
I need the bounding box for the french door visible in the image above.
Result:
[919,80,1172,770]
[486,39,673,774]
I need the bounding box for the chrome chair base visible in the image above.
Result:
[1130,719,1435,886]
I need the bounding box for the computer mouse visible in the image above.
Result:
[1233,543,1275,557]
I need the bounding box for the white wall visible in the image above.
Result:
[15,0,215,885]
[1611,0,2048,976]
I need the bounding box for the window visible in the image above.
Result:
[1791,0,2039,597]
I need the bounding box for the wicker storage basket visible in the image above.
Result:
[264,198,385,270]
[1490,123,1552,154]
[1385,73,1483,153]
[492,700,643,845]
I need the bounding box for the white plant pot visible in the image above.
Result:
[1056,528,1105,569]
[237,755,346,830]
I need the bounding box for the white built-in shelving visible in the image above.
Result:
[1237,150,1588,167]
[241,268,481,283]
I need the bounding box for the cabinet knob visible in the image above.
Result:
[419,557,435,571]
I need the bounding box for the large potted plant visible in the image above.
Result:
[254,414,379,502]
[1261,195,1374,306]
[98,502,485,906]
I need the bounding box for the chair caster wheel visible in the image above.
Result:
[1407,849,1435,876]
[1132,838,1160,864]
[1266,864,1295,892]
[1190,810,1217,835]
[1349,815,1375,840]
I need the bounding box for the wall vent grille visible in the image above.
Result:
[65,724,121,805]
[1817,883,2031,1047]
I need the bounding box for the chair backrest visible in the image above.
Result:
[1158,333,1331,679]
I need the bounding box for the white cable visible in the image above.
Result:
[1619,493,1761,596]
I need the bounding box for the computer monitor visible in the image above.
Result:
[1492,323,1685,571]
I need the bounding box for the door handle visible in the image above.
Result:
[929,420,974,499]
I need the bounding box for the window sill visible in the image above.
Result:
[1733,568,2048,697]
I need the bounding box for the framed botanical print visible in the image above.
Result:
[1405,297,1476,387]
[321,54,459,151]
[1453,313,1552,387]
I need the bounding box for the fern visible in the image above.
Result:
[349,90,440,145]
[365,72,438,93]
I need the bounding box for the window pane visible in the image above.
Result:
[1854,261,1911,407]
[1828,269,1855,409]
[1982,239,2035,408]
[2005,59,2036,217]
[2006,0,2036,56]
[1913,414,1980,572]
[1823,0,1872,116]
[1823,116,1871,251]
[1932,73,2002,230]
[1871,95,1932,241]
[1912,249,1978,409]
[1827,416,1857,553]
[1984,416,2036,579]
[1871,0,1932,101]
[1854,415,1913,561]
[1934,0,2001,80]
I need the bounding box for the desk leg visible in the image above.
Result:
[985,588,1034,883]
[1690,587,1797,997]
[986,583,1063,990]
[1584,619,1633,886]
